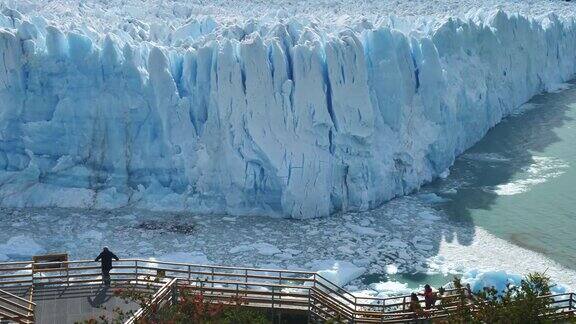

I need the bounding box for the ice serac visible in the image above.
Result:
[1,10,576,218]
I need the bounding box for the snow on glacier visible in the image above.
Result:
[1,5,576,218]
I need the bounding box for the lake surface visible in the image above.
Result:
[425,82,576,271]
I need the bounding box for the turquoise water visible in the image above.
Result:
[381,83,576,290]
[426,83,576,271]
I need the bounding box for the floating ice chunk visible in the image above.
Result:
[283,248,302,256]
[309,260,366,286]
[229,245,253,254]
[78,230,103,240]
[415,243,434,251]
[439,170,450,179]
[462,269,566,294]
[0,235,44,259]
[441,188,458,195]
[254,243,282,256]
[386,264,399,274]
[229,243,281,256]
[347,224,381,236]
[462,269,566,295]
[418,211,441,222]
[153,251,210,264]
[275,253,293,260]
[359,219,371,227]
[370,280,412,296]
[462,270,521,293]
[387,239,407,249]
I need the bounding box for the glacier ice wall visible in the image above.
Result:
[1,9,576,218]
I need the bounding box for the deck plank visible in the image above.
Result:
[33,284,138,324]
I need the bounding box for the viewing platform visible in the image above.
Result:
[1,256,575,323]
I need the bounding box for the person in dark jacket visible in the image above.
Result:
[95,247,119,286]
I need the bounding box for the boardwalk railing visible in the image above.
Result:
[1,259,575,323]
[0,287,35,324]
[125,277,179,324]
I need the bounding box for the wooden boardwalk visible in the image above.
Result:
[1,258,575,323]
[32,284,138,324]
[1,282,140,323]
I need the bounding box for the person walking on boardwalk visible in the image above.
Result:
[95,247,119,286]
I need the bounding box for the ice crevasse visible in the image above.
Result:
[1,9,576,218]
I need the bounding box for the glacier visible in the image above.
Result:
[1,7,576,218]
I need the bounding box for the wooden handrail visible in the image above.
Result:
[19,259,316,275]
[314,273,357,305]
[310,287,356,317]
[0,297,33,315]
[1,259,575,323]
[124,277,178,324]
[0,288,35,324]
[2,259,574,310]
[0,288,36,306]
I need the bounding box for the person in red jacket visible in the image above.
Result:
[420,284,436,309]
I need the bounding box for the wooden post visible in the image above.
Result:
[171,281,178,306]
[211,267,214,288]
[307,289,312,324]
[135,260,138,286]
[403,296,406,311]
[271,286,275,320]
[278,271,282,306]
[31,262,35,287]
[245,269,248,290]
[187,265,191,284]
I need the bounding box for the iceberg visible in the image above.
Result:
[1,8,576,218]
[461,269,567,295]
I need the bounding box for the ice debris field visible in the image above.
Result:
[1,201,575,296]
[1,1,576,218]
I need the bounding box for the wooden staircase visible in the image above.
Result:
[0,288,35,324]
[309,287,356,323]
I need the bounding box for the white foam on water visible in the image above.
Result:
[493,156,568,196]
[428,227,576,292]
